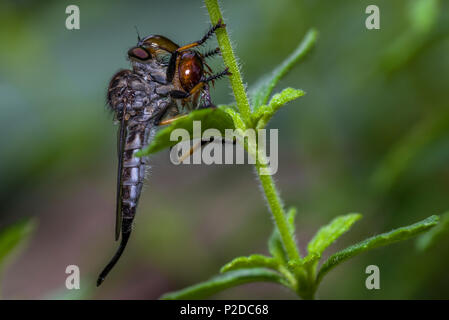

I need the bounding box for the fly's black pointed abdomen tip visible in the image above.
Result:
[96,231,131,287]
[97,276,105,287]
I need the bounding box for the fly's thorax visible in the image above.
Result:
[108,67,177,123]
[107,69,131,114]
[132,60,169,85]
[131,60,183,117]
[107,70,152,117]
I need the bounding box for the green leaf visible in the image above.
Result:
[417,211,449,251]
[0,219,35,267]
[224,107,246,130]
[317,215,439,284]
[252,105,270,122]
[253,88,305,128]
[268,229,288,264]
[287,207,297,234]
[249,29,318,110]
[288,253,321,273]
[307,213,362,256]
[136,107,235,156]
[160,268,288,300]
[268,207,297,264]
[220,254,278,273]
[268,87,305,109]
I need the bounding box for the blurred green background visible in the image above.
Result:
[0,0,448,299]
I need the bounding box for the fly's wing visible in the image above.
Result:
[115,113,126,241]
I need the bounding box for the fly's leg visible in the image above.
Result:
[203,68,232,84]
[156,82,217,126]
[157,114,188,126]
[176,139,207,163]
[166,20,225,83]
[168,68,231,101]
[198,83,216,110]
[151,98,182,126]
[175,136,237,164]
[203,47,221,59]
[177,19,225,52]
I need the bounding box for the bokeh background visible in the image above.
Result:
[0,0,448,299]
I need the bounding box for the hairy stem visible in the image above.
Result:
[204,0,301,263]
[256,154,301,261]
[204,0,252,126]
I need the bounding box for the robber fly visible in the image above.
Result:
[97,20,230,286]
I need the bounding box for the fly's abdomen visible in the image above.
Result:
[119,121,152,233]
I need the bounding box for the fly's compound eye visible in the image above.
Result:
[178,51,204,92]
[128,47,152,62]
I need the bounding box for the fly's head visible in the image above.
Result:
[128,35,178,84]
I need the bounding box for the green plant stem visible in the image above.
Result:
[204,0,252,126]
[256,154,301,262]
[204,0,301,263]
